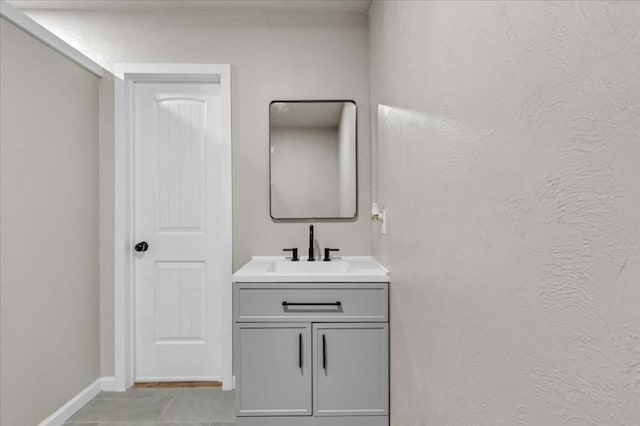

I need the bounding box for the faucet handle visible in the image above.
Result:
[283,248,299,261]
[323,248,340,262]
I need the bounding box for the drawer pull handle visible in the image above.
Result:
[299,333,303,369]
[323,334,327,371]
[282,301,342,307]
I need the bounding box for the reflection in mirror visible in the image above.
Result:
[269,101,357,220]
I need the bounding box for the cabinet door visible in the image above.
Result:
[236,323,311,416]
[313,323,389,416]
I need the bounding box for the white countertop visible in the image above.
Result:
[232,256,390,283]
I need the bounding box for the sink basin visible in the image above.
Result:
[233,256,389,282]
[267,261,351,274]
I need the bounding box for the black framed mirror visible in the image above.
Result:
[269,100,357,220]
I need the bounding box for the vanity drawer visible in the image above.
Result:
[234,283,388,322]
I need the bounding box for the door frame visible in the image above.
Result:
[113,63,232,391]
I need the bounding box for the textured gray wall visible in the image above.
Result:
[369,1,640,424]
[0,18,100,426]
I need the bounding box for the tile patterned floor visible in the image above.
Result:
[64,388,235,426]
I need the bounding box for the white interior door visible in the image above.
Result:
[133,80,228,382]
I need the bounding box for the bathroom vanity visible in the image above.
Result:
[232,256,390,426]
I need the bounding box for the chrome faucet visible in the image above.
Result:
[308,224,315,261]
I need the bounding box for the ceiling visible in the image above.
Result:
[8,0,372,13]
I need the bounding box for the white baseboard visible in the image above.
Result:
[37,377,118,426]
[100,376,117,392]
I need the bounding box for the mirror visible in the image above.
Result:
[269,100,357,220]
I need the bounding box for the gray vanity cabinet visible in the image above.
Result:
[313,323,389,417]
[235,323,312,416]
[233,282,389,426]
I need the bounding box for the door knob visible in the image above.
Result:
[134,241,149,252]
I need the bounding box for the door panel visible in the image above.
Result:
[156,98,206,231]
[134,81,225,381]
[155,262,205,340]
[313,323,389,416]
[236,323,312,417]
